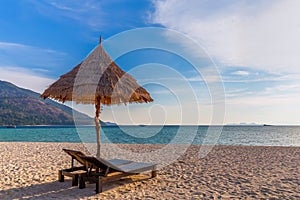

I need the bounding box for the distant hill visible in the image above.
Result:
[0,80,106,126]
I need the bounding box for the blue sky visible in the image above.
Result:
[0,0,300,125]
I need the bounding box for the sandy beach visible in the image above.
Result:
[0,142,299,199]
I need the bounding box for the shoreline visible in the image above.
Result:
[1,141,300,148]
[0,142,299,199]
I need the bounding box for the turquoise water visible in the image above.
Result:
[0,125,299,146]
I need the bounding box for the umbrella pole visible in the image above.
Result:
[95,103,101,158]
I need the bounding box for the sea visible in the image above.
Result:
[0,125,300,147]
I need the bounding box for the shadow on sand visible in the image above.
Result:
[0,176,151,199]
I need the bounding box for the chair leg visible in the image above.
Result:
[151,170,157,178]
[58,170,64,182]
[72,174,78,186]
[151,165,157,178]
[79,175,86,189]
[96,178,103,194]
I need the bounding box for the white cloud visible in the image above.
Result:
[228,91,300,106]
[223,72,300,83]
[151,0,300,73]
[0,42,25,48]
[0,41,71,93]
[29,0,104,29]
[48,1,77,11]
[225,87,300,124]
[265,83,300,93]
[227,80,300,104]
[0,66,55,93]
[232,70,249,76]
[0,41,67,68]
[0,41,65,55]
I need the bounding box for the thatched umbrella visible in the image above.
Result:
[41,37,153,157]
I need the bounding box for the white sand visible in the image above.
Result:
[0,142,299,199]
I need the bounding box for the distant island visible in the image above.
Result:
[0,80,116,126]
[226,123,272,126]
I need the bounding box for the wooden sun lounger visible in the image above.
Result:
[58,148,117,186]
[59,149,152,189]
[79,156,157,193]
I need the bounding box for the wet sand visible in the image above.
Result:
[0,142,299,199]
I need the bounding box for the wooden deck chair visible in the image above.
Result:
[59,149,141,187]
[79,156,157,193]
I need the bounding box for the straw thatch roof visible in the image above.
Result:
[41,42,153,105]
